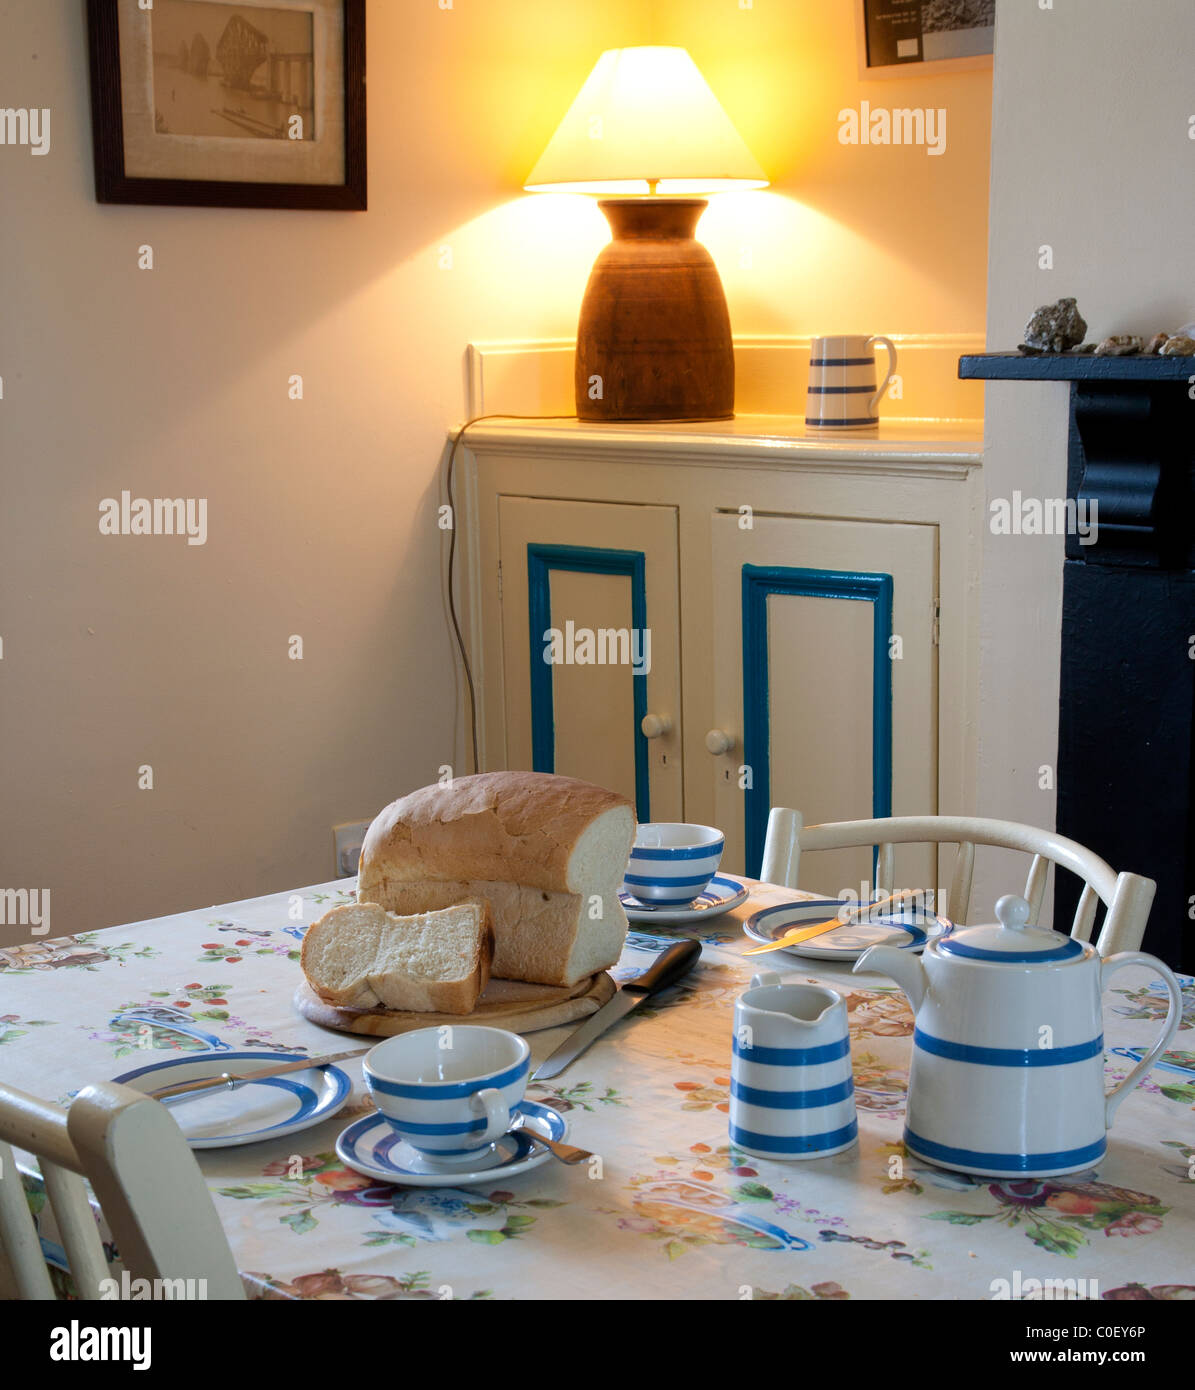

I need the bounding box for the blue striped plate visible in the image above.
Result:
[112,1050,352,1149]
[336,1101,567,1187]
[620,873,750,924]
[744,898,953,961]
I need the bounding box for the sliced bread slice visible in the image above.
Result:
[301,901,493,1015]
[360,877,628,987]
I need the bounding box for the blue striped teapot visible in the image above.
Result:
[855,895,1183,1179]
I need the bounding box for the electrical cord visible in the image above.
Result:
[445,412,577,774]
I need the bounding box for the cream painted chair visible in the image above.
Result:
[760,810,1155,956]
[0,1080,245,1300]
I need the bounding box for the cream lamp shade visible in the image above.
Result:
[524,46,768,195]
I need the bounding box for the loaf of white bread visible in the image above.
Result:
[302,901,493,1015]
[356,771,636,987]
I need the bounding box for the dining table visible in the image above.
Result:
[1,874,1193,1303]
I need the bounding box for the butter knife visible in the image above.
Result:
[531,938,701,1081]
[150,1047,369,1105]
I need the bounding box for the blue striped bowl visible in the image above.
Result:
[621,823,725,906]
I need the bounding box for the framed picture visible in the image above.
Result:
[87,0,366,209]
[858,0,994,78]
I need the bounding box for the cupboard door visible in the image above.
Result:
[709,513,938,897]
[496,497,682,822]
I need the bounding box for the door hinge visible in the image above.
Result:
[497,559,503,602]
[931,598,940,646]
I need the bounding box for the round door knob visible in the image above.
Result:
[705,729,736,755]
[640,713,672,739]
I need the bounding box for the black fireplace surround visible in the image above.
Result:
[960,353,1194,973]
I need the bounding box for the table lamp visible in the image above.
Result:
[525,47,768,422]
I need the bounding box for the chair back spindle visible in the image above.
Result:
[0,1137,56,1299]
[1071,883,1100,942]
[874,843,895,895]
[1022,854,1049,924]
[948,840,975,926]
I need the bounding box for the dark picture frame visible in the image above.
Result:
[87,0,366,209]
[858,0,994,78]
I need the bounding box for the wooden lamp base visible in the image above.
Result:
[575,198,734,422]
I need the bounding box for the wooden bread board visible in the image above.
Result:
[294,970,615,1037]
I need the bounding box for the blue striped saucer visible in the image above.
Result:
[336,1100,567,1187]
[112,1050,352,1149]
[620,873,750,924]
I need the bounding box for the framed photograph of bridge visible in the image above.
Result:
[87,0,366,209]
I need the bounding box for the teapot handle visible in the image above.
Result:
[1101,952,1184,1127]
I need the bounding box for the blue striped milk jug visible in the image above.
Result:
[729,971,858,1160]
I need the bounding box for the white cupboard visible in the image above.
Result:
[456,417,982,896]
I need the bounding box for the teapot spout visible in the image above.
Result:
[854,945,927,1010]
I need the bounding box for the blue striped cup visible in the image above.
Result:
[729,972,858,1160]
[805,333,897,429]
[364,1026,530,1163]
[622,823,724,905]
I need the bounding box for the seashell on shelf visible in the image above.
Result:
[1159,333,1195,356]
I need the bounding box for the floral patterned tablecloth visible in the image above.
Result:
[1,878,1193,1301]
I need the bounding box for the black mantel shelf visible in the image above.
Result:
[959,351,1195,382]
[957,350,1195,972]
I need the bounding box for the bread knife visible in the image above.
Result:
[531,939,702,1081]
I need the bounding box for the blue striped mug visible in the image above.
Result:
[364,1026,530,1163]
[729,972,858,1160]
[806,333,897,429]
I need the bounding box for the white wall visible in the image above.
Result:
[974,0,1195,914]
[658,0,992,350]
[0,0,647,943]
[0,0,994,944]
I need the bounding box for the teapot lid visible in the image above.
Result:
[937,895,1086,964]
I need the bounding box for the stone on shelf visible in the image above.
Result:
[1094,334,1144,356]
[1022,298,1087,353]
[1144,332,1171,354]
